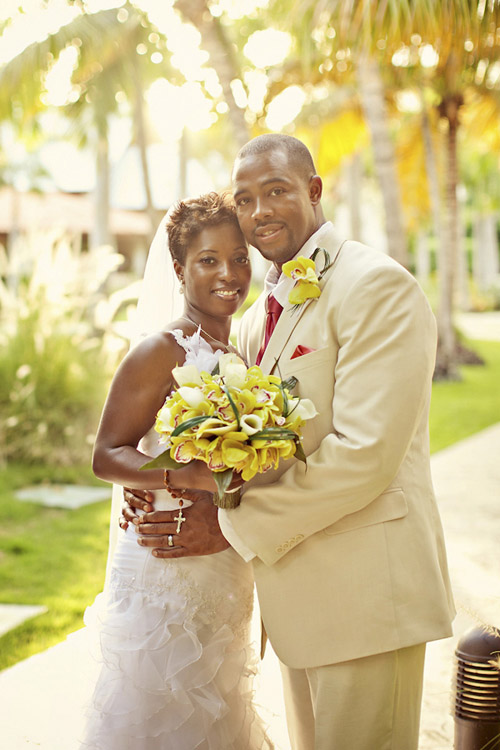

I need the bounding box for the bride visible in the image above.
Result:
[81,192,273,749]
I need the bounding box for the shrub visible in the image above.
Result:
[0,230,137,466]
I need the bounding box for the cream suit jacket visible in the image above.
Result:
[228,225,455,669]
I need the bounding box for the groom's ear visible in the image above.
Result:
[309,175,323,205]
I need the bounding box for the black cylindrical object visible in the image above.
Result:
[454,626,500,750]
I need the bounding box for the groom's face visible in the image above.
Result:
[232,148,321,270]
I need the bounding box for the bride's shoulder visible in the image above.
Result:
[123,330,186,372]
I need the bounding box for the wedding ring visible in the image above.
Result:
[167,534,174,547]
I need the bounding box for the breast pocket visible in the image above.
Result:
[323,488,408,536]
[283,345,335,375]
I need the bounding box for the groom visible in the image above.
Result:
[124,134,455,749]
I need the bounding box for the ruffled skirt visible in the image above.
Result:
[80,526,273,749]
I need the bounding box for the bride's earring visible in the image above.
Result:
[179,279,185,294]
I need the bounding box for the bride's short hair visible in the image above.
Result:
[166,191,240,264]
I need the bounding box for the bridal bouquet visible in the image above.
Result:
[142,353,317,508]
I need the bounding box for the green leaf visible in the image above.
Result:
[171,415,211,437]
[222,385,240,427]
[281,375,298,392]
[252,428,298,441]
[213,468,234,495]
[211,362,220,376]
[293,439,307,466]
[311,246,333,279]
[140,450,185,471]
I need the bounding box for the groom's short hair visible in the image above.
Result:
[235,134,317,183]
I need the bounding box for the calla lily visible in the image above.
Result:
[177,386,208,409]
[195,417,237,437]
[172,364,203,386]
[223,362,247,389]
[155,405,173,433]
[239,413,263,436]
[287,397,318,422]
[218,352,246,377]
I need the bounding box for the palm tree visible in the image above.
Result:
[173,0,250,149]
[266,0,500,376]
[0,3,177,245]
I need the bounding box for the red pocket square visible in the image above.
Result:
[291,345,316,359]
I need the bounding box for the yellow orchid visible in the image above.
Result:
[282,249,333,309]
[282,255,318,283]
[146,356,318,507]
[288,280,321,305]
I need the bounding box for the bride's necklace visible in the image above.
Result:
[180,315,237,353]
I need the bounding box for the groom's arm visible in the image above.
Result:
[228,263,438,566]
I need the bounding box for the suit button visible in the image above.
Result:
[276,546,283,554]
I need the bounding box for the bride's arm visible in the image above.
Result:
[92,332,181,488]
[93,331,225,493]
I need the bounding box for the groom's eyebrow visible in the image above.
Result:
[233,176,288,198]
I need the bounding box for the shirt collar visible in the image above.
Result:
[263,221,333,308]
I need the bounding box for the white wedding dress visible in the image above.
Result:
[80,330,273,750]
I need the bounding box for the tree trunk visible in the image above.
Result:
[356,55,409,267]
[91,129,111,249]
[178,127,188,199]
[473,213,500,292]
[421,106,444,276]
[415,230,431,286]
[132,57,160,242]
[174,0,250,149]
[347,152,362,241]
[456,194,470,310]
[435,95,462,379]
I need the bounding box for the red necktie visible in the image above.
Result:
[256,294,283,365]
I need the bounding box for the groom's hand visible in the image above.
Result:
[121,487,154,530]
[136,492,230,558]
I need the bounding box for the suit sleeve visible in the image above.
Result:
[228,264,437,566]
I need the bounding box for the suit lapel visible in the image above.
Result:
[260,235,346,374]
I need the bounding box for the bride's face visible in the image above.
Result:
[175,222,251,318]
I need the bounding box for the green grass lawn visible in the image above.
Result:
[0,337,499,671]
[0,465,110,670]
[429,339,500,453]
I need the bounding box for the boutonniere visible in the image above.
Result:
[282,247,332,309]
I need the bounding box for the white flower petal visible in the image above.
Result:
[178,386,206,409]
[219,352,246,377]
[288,398,318,421]
[224,363,247,389]
[172,364,202,386]
[240,413,263,436]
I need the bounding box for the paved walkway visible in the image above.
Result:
[1,420,500,749]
